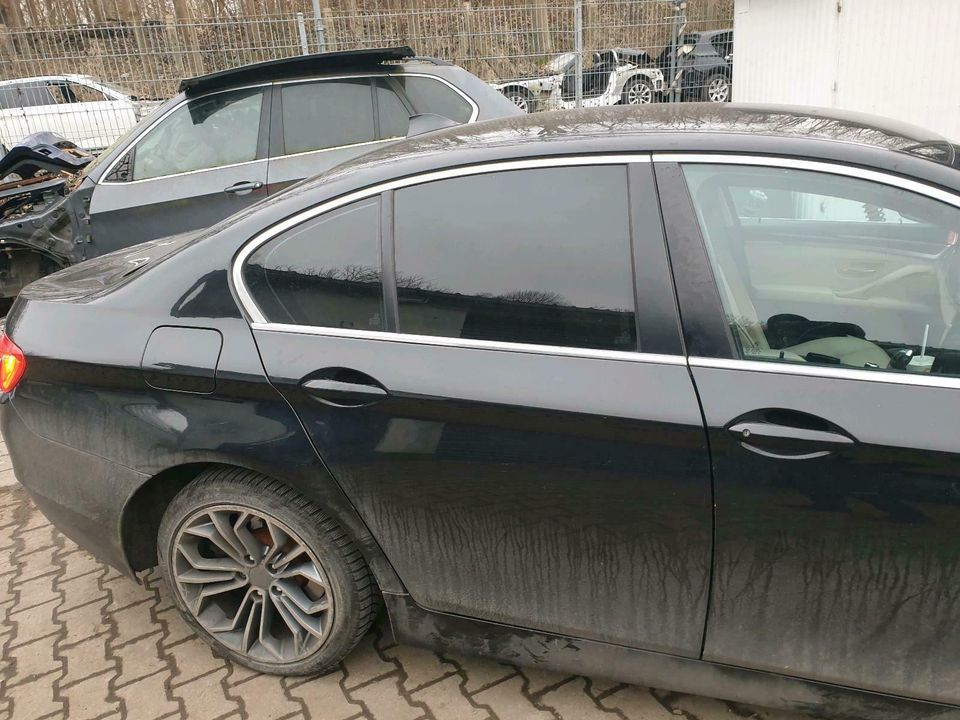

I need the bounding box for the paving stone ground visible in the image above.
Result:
[0,436,818,720]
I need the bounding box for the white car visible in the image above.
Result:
[494,50,664,113]
[0,75,158,152]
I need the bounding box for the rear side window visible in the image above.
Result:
[393,166,637,351]
[243,198,383,331]
[393,76,473,124]
[281,79,375,154]
[17,83,56,107]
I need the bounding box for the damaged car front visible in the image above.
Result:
[0,132,96,309]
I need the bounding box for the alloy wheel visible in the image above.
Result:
[708,76,730,102]
[171,505,333,665]
[626,81,653,104]
[507,92,531,112]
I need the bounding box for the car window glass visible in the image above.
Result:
[132,87,263,181]
[375,79,410,139]
[0,86,19,110]
[393,76,472,124]
[683,163,960,377]
[394,166,637,351]
[243,198,383,331]
[281,79,375,155]
[62,82,109,103]
[17,83,56,107]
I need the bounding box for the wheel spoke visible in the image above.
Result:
[275,578,329,615]
[210,510,250,561]
[263,519,290,565]
[209,588,256,633]
[258,593,288,660]
[276,592,325,639]
[177,542,244,573]
[183,520,245,564]
[176,567,238,584]
[232,512,262,559]
[240,594,262,653]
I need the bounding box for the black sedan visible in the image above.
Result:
[3,104,960,720]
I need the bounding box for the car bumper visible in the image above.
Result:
[1,398,148,576]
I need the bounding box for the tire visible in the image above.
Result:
[158,467,379,675]
[620,76,654,105]
[502,86,537,113]
[702,72,731,103]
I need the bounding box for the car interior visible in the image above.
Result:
[685,164,960,376]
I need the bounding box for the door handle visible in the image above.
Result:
[302,377,388,407]
[727,410,855,461]
[223,180,264,196]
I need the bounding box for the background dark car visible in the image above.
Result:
[657,28,733,102]
[4,104,960,720]
[0,47,520,307]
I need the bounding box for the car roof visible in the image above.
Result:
[0,74,100,87]
[317,102,957,179]
[179,46,416,94]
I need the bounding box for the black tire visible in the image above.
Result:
[502,86,537,113]
[701,72,731,103]
[620,76,654,105]
[158,467,379,675]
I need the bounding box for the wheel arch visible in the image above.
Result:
[119,458,406,595]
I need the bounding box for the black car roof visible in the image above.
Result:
[323,102,958,178]
[179,46,415,94]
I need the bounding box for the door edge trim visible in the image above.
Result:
[690,355,960,389]
[251,321,685,366]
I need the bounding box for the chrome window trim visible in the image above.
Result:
[252,322,685,366]
[98,82,271,185]
[269,137,395,161]
[651,153,960,209]
[690,356,960,390]
[233,153,652,325]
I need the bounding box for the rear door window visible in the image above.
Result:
[243,197,383,330]
[280,79,376,155]
[393,166,637,351]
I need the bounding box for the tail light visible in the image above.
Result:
[0,332,26,393]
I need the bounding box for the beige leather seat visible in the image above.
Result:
[702,203,890,369]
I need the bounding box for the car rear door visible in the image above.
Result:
[239,158,714,654]
[657,156,960,704]
[87,85,270,257]
[16,81,67,139]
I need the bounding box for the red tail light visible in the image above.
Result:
[0,332,25,393]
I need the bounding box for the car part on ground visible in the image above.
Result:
[0,133,93,306]
[0,47,520,306]
[5,104,960,719]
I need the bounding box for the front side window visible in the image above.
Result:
[393,166,637,351]
[131,87,263,181]
[243,198,383,331]
[281,79,376,155]
[684,163,960,377]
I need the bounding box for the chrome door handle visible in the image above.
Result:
[726,410,856,461]
[302,377,388,407]
[224,180,264,196]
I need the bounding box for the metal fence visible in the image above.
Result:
[0,0,734,151]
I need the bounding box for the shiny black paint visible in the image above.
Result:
[5,105,960,717]
[256,329,712,653]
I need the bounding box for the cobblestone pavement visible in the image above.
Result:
[0,437,818,720]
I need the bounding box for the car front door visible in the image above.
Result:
[240,159,714,654]
[87,85,270,257]
[658,157,960,704]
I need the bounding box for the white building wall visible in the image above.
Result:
[733,0,960,140]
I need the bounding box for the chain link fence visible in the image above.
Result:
[0,0,733,150]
